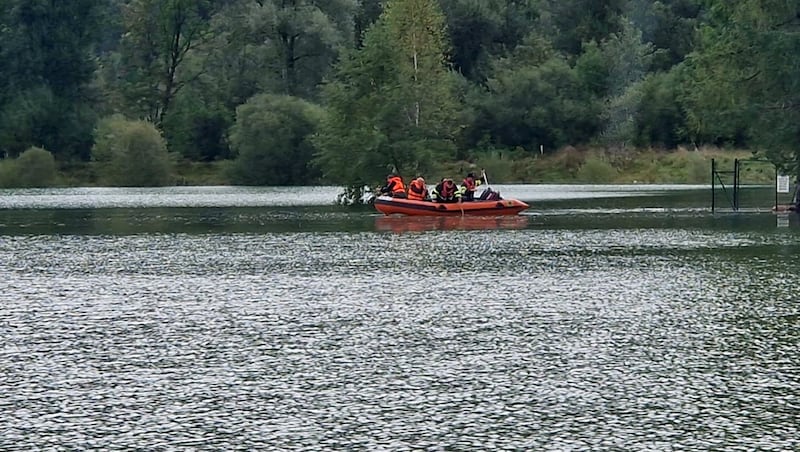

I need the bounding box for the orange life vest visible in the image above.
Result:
[387,175,405,196]
[408,178,427,201]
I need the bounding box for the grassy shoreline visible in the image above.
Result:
[11,147,776,188]
[439,147,772,185]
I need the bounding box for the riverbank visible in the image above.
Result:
[15,146,774,188]
[439,147,772,185]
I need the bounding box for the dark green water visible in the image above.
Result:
[1,185,798,450]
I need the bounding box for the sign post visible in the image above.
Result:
[777,175,790,193]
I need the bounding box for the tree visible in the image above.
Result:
[466,37,602,152]
[0,87,96,160]
[540,0,627,56]
[595,20,654,146]
[223,0,356,99]
[114,0,217,126]
[683,0,800,176]
[439,0,539,82]
[315,0,461,201]
[632,70,686,148]
[627,0,703,71]
[92,116,174,186]
[354,0,383,47]
[228,94,323,185]
[161,84,232,162]
[0,0,103,160]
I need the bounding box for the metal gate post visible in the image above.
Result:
[711,158,716,213]
[733,158,739,211]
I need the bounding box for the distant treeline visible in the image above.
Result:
[0,0,798,192]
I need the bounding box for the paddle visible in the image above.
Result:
[480,169,493,200]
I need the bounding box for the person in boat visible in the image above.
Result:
[432,178,461,203]
[478,188,502,201]
[379,172,406,198]
[792,179,800,211]
[459,172,485,202]
[407,176,429,201]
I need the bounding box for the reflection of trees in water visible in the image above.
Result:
[1,206,384,235]
[95,208,276,234]
[0,209,91,235]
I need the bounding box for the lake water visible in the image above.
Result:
[1,185,798,450]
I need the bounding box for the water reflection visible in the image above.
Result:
[375,215,529,233]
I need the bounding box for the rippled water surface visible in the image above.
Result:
[1,186,799,450]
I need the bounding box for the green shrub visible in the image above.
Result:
[0,147,59,188]
[229,94,323,186]
[92,116,174,186]
[685,151,709,183]
[576,156,618,183]
[174,160,231,185]
[0,159,17,187]
[474,150,516,183]
[16,146,58,187]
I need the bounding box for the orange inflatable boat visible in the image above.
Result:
[373,195,529,216]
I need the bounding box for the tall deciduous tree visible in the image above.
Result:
[596,20,654,146]
[684,0,800,176]
[467,36,602,152]
[115,0,217,126]
[315,0,461,201]
[439,0,539,82]
[627,0,703,71]
[234,0,356,98]
[0,0,103,159]
[540,0,628,56]
[354,0,383,47]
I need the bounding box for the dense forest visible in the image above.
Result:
[1,0,799,194]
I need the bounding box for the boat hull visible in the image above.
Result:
[374,196,529,216]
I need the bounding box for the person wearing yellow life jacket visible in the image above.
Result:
[459,172,485,201]
[432,178,460,203]
[380,173,406,198]
[407,177,428,201]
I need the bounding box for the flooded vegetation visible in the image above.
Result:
[1,186,798,450]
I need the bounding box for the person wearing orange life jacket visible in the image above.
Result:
[432,178,460,203]
[407,177,428,201]
[459,171,485,201]
[380,173,407,198]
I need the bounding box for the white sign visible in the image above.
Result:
[777,175,790,193]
